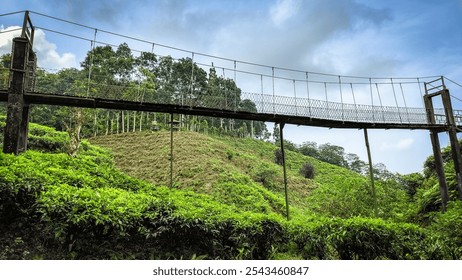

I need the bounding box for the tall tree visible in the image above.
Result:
[318,143,347,167]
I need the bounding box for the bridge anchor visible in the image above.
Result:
[424,78,462,211]
[3,11,36,155]
[3,36,36,154]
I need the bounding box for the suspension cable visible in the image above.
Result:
[86,28,97,97]
[260,74,264,113]
[399,83,410,122]
[390,78,403,123]
[22,10,444,81]
[417,78,425,108]
[0,11,27,17]
[369,78,375,123]
[272,67,275,114]
[233,60,237,112]
[375,83,385,122]
[339,76,344,121]
[189,52,195,108]
[324,82,329,118]
[350,83,358,122]
[0,27,22,34]
[293,79,298,116]
[305,72,312,118]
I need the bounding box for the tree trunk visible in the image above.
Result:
[110,116,114,134]
[65,108,84,157]
[121,110,125,133]
[126,111,130,132]
[116,112,119,134]
[93,111,98,137]
[105,111,109,135]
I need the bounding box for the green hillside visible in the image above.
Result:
[90,131,410,220]
[1,121,461,259]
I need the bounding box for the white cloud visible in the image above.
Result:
[32,29,77,69]
[270,0,301,26]
[0,26,21,54]
[0,26,77,69]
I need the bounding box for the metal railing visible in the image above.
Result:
[28,77,462,126]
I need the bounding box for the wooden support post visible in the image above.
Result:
[170,113,174,188]
[441,89,462,199]
[364,129,378,217]
[3,37,31,154]
[279,123,290,220]
[424,94,449,211]
[430,129,450,211]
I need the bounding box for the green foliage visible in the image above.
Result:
[285,216,455,260]
[317,143,347,167]
[399,172,425,198]
[430,201,462,254]
[27,123,68,152]
[251,163,279,190]
[0,149,285,259]
[2,122,462,260]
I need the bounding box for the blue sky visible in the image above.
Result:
[1,0,462,174]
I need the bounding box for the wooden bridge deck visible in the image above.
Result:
[0,90,457,131]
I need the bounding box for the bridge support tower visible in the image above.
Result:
[424,77,462,211]
[3,11,36,155]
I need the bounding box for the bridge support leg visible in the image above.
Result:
[278,123,290,220]
[169,113,174,188]
[429,129,449,211]
[363,129,378,217]
[3,37,32,154]
[424,87,451,211]
[441,90,462,199]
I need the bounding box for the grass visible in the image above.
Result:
[90,130,376,217]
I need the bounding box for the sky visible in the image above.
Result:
[1,0,462,174]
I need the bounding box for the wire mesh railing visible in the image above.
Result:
[27,74,462,126]
[0,68,9,91]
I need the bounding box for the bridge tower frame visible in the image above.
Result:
[3,11,36,154]
[424,77,462,211]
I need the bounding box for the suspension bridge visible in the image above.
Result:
[1,11,462,214]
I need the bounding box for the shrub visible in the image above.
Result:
[274,149,283,165]
[285,216,457,260]
[299,162,315,179]
[252,163,278,190]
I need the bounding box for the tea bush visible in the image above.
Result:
[285,216,456,260]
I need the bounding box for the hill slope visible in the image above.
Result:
[90,131,409,219]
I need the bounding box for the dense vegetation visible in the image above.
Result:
[1,118,461,260]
